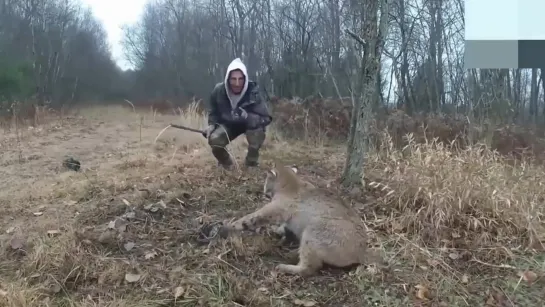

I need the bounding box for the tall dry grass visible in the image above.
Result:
[366,131,545,257]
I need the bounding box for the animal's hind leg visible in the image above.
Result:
[275,231,322,276]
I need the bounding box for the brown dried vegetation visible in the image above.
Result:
[271,98,545,162]
[0,99,543,306]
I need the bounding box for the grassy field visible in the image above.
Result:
[0,103,543,306]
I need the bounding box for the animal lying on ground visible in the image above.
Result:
[223,163,383,276]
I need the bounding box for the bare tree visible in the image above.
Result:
[341,0,390,186]
[0,0,125,112]
[116,0,545,128]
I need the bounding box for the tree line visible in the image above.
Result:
[121,0,545,126]
[0,0,129,113]
[2,0,545,127]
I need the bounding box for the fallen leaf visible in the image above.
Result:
[50,284,61,293]
[293,299,317,306]
[144,251,157,260]
[118,223,127,232]
[124,242,135,251]
[174,286,185,299]
[426,259,439,267]
[107,220,116,229]
[108,218,129,231]
[9,237,24,250]
[485,289,510,306]
[448,252,459,260]
[156,200,167,209]
[47,230,61,237]
[391,221,403,231]
[461,274,469,284]
[125,273,141,283]
[0,289,7,297]
[122,199,131,206]
[98,230,115,244]
[122,211,136,219]
[485,294,495,306]
[415,284,430,300]
[33,212,43,216]
[144,204,154,210]
[5,227,15,234]
[520,270,538,284]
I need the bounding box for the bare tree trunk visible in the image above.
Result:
[541,69,545,123]
[530,68,538,124]
[341,0,389,187]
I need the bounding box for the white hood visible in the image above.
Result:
[224,58,249,109]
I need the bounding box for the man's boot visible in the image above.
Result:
[245,148,260,167]
[245,128,266,167]
[212,147,234,169]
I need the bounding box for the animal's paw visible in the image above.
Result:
[221,218,242,230]
[275,264,289,273]
[273,224,286,236]
[221,219,233,228]
[231,219,254,231]
[275,264,313,276]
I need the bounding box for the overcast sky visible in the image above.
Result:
[81,0,147,70]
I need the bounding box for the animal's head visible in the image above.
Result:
[263,163,299,199]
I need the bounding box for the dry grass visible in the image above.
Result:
[0,102,543,306]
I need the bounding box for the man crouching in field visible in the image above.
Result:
[202,58,273,169]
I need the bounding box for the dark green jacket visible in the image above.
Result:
[206,81,273,129]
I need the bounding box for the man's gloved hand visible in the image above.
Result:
[246,113,263,130]
[230,107,248,124]
[202,124,216,139]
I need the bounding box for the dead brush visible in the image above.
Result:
[20,231,83,275]
[366,131,545,260]
[0,283,45,307]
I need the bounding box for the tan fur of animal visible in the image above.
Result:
[226,163,381,276]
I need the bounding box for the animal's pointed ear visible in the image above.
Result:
[290,165,298,174]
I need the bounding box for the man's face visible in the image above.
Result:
[228,69,245,95]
